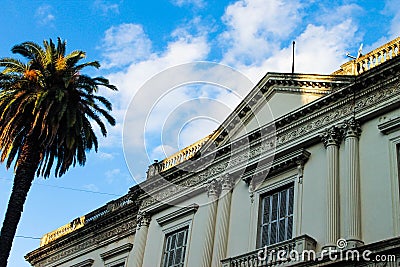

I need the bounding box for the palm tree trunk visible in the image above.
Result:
[0,136,40,266]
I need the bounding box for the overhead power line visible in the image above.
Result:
[15,235,41,240]
[0,177,121,197]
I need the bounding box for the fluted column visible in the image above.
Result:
[293,160,305,237]
[131,212,151,267]
[321,126,341,250]
[200,179,220,267]
[211,175,233,267]
[343,118,363,247]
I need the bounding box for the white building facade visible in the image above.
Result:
[26,37,400,267]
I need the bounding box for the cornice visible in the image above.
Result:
[27,219,135,266]
[70,259,94,267]
[378,114,400,134]
[25,204,137,266]
[241,148,311,185]
[156,203,199,226]
[100,243,133,260]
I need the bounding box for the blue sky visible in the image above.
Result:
[0,0,399,266]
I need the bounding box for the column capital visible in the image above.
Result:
[342,118,361,139]
[137,211,151,228]
[220,174,233,192]
[207,179,221,198]
[320,126,342,148]
[296,160,305,184]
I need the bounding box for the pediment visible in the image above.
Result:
[207,73,353,147]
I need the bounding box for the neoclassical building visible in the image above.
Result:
[25,37,400,267]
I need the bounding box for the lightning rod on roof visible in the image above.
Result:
[292,41,295,73]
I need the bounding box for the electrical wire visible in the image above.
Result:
[0,177,121,197]
[15,235,40,240]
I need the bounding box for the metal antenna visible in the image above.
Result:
[291,41,295,73]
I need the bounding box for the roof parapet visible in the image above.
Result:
[38,193,134,247]
[146,134,212,178]
[332,36,400,75]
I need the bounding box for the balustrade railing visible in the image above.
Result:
[332,37,400,75]
[39,216,85,247]
[157,134,211,173]
[40,193,133,246]
[221,235,317,267]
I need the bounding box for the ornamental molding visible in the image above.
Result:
[342,117,362,138]
[207,178,222,197]
[320,126,342,147]
[242,148,310,187]
[136,211,151,228]
[140,72,400,209]
[156,203,199,226]
[26,218,136,266]
[221,174,234,191]
[378,114,400,134]
[70,259,94,267]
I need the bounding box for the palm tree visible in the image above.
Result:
[0,38,117,266]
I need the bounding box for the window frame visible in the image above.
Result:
[252,173,296,249]
[388,134,400,236]
[258,184,294,248]
[160,220,191,267]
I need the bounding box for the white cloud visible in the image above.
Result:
[101,24,210,150]
[384,0,400,38]
[171,0,205,8]
[100,0,366,180]
[35,5,55,26]
[150,145,177,161]
[220,0,302,66]
[105,168,121,183]
[97,152,115,160]
[218,0,361,80]
[94,0,120,15]
[100,23,153,69]
[82,183,99,192]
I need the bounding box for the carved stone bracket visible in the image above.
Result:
[320,126,342,147]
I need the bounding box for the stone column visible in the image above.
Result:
[131,211,151,267]
[321,126,341,250]
[200,179,220,267]
[293,160,305,237]
[211,175,233,267]
[343,118,363,248]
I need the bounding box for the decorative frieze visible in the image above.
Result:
[27,220,136,266]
